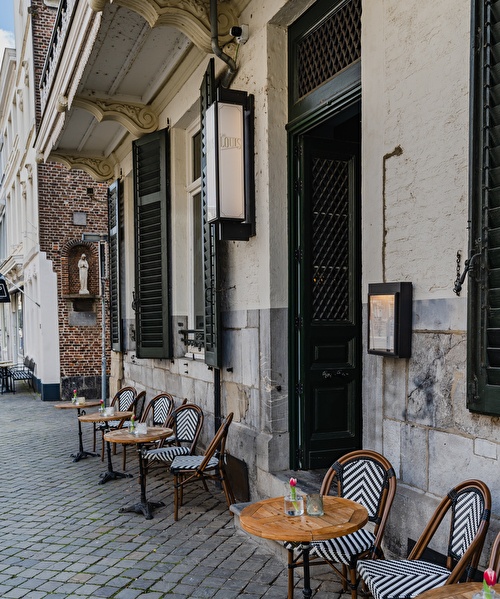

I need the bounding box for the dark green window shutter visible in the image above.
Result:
[108,179,122,351]
[200,59,222,368]
[133,128,172,359]
[468,0,500,415]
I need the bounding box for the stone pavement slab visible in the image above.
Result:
[0,391,344,598]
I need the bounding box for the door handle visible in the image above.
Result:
[322,370,349,378]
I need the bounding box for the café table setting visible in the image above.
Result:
[53,397,102,462]
[78,406,134,484]
[240,488,368,599]
[104,424,173,519]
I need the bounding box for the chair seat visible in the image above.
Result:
[310,529,376,565]
[357,559,450,599]
[170,454,219,472]
[142,446,190,462]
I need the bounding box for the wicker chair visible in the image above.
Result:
[170,412,235,521]
[286,449,397,599]
[357,479,491,599]
[99,386,137,460]
[141,403,203,473]
[489,530,500,577]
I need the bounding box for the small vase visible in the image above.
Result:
[284,495,304,516]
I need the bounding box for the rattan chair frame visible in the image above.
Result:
[171,412,235,521]
[287,449,396,599]
[488,530,500,577]
[357,479,491,599]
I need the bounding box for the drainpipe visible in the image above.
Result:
[210,0,237,88]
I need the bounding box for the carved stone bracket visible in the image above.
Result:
[73,96,158,136]
[87,0,237,53]
[50,153,115,182]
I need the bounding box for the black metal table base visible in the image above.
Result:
[71,449,97,462]
[98,438,133,484]
[119,500,165,520]
[99,470,133,485]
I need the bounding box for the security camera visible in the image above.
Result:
[230,24,249,44]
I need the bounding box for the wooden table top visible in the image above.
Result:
[104,426,173,445]
[54,401,101,409]
[78,411,133,423]
[240,495,368,543]
[417,583,500,599]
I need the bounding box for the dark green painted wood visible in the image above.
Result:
[133,129,172,359]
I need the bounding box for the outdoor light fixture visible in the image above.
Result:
[206,87,255,241]
[368,282,412,358]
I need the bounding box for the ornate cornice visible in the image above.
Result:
[49,153,115,182]
[88,0,237,53]
[73,97,158,136]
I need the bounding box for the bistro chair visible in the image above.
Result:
[142,392,175,427]
[141,403,203,473]
[99,386,137,461]
[489,530,500,577]
[170,412,235,521]
[357,479,492,599]
[286,449,397,599]
[120,391,147,469]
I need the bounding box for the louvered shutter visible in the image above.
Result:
[133,129,172,359]
[108,179,121,351]
[201,59,222,368]
[469,0,500,414]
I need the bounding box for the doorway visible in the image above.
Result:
[290,105,362,469]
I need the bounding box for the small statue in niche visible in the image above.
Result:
[78,254,89,294]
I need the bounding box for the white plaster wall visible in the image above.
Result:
[362,0,470,300]
[363,0,500,558]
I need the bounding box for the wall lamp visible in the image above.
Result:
[206,87,255,241]
[367,282,412,358]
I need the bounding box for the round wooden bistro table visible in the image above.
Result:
[54,400,101,462]
[240,495,368,599]
[78,411,133,484]
[104,426,174,519]
[417,583,500,599]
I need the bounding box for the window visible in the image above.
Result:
[469,0,500,415]
[184,125,204,356]
[108,179,122,351]
[133,128,172,359]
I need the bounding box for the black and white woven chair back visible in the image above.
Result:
[448,486,485,561]
[152,395,174,426]
[339,457,387,522]
[117,388,136,412]
[175,407,201,444]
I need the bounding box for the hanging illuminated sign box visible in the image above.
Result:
[205,88,255,241]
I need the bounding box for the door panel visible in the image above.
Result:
[295,133,361,469]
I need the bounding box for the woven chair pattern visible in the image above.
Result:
[141,404,202,464]
[285,450,396,599]
[357,480,491,599]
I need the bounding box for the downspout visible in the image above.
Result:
[210,0,237,88]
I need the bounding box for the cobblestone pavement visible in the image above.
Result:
[0,391,345,598]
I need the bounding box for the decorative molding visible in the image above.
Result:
[56,94,69,113]
[49,153,115,182]
[73,96,158,136]
[88,0,236,53]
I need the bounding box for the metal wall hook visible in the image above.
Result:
[453,252,481,296]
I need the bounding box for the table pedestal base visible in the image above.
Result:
[119,500,165,520]
[71,449,97,462]
[99,470,133,485]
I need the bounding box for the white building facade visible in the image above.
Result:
[31,0,499,562]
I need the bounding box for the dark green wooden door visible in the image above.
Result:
[292,133,361,469]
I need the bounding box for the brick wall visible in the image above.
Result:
[32,0,111,399]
